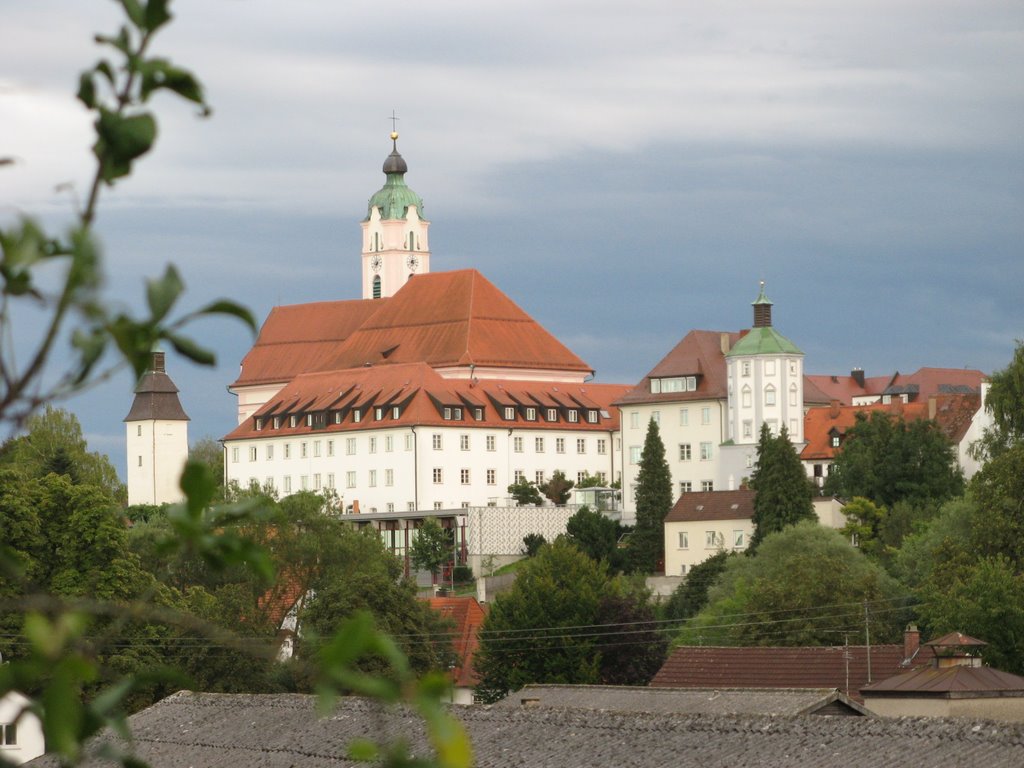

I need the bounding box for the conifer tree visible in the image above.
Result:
[629,419,673,572]
[749,423,815,550]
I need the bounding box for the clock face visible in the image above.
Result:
[370,255,383,272]
[406,254,419,271]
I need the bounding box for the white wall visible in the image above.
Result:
[126,419,188,506]
[663,518,753,576]
[0,692,45,765]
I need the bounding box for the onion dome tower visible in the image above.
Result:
[124,351,190,506]
[361,131,431,299]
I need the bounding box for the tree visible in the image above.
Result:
[825,411,963,509]
[974,340,1024,459]
[749,424,815,550]
[474,540,665,702]
[839,497,887,557]
[664,550,733,621]
[508,476,542,506]
[538,469,574,505]
[677,522,908,647]
[410,517,453,584]
[565,505,618,564]
[969,442,1024,567]
[189,436,225,489]
[521,533,546,557]
[0,406,125,503]
[628,419,673,573]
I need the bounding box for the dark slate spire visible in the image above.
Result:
[124,351,190,421]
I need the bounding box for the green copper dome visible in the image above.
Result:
[364,135,426,222]
[726,326,803,357]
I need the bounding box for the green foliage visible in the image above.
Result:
[565,505,618,564]
[474,540,666,702]
[839,497,887,557]
[749,424,815,550]
[188,436,225,490]
[974,340,1024,459]
[0,405,125,503]
[677,522,908,647]
[969,442,1024,566]
[410,518,453,580]
[575,472,605,489]
[538,469,574,505]
[664,550,733,621]
[825,411,964,508]
[507,477,542,506]
[521,533,546,557]
[629,419,673,573]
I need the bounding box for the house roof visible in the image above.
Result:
[615,330,739,406]
[652,644,912,702]
[32,691,1024,768]
[224,363,627,441]
[884,367,986,400]
[805,373,895,405]
[665,490,755,523]
[862,666,1024,699]
[424,596,486,688]
[725,326,802,357]
[124,353,189,422]
[492,683,869,716]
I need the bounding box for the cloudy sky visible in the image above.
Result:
[3,0,1022,478]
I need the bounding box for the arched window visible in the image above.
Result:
[408,232,415,250]
[789,383,798,407]
[741,385,752,409]
[765,384,776,406]
[372,275,382,299]
[374,232,380,251]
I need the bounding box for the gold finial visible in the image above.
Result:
[390,131,399,141]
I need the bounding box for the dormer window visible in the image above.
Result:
[255,418,263,431]
[353,409,361,423]
[306,414,313,426]
[273,416,280,429]
[334,412,342,424]
[392,406,401,419]
[474,407,484,421]
[453,407,462,420]
[290,415,297,428]
[587,410,598,423]
[525,407,537,421]
[568,409,579,423]
[444,407,452,420]
[547,408,558,422]
[375,407,384,421]
[831,434,841,448]
[650,376,698,394]
[504,406,515,420]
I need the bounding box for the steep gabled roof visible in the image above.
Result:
[665,490,755,523]
[615,330,739,406]
[232,299,386,387]
[424,596,486,688]
[321,270,592,374]
[124,353,189,422]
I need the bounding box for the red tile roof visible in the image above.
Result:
[615,330,740,406]
[652,645,911,702]
[425,596,487,687]
[224,362,628,440]
[665,490,755,523]
[805,373,895,405]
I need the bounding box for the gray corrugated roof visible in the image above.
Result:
[26,692,1024,768]
[492,684,869,716]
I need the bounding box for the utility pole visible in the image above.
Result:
[864,600,872,683]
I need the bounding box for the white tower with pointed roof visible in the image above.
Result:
[361,132,431,300]
[124,352,190,506]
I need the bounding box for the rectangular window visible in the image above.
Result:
[283,476,292,493]
[352,409,361,423]
[680,481,692,494]
[651,410,661,425]
[706,530,720,547]
[461,468,471,485]
[346,471,356,489]
[327,473,335,489]
[314,473,321,490]
[375,407,384,421]
[629,446,641,464]
[525,407,537,421]
[460,434,470,451]
[597,439,607,454]
[790,387,798,407]
[765,360,776,376]
[679,532,689,549]
[334,412,342,424]
[137,424,142,436]
[504,406,515,420]
[514,437,524,453]
[535,470,545,485]
[596,471,607,483]
[433,467,443,484]
[385,469,394,486]
[577,471,587,485]
[386,503,395,513]
[284,443,291,459]
[231,446,239,463]
[734,530,745,549]
[630,412,640,429]
[765,387,777,406]
[702,480,714,492]
[679,443,691,461]
[346,438,356,455]
[547,408,558,422]
[743,420,753,438]
[700,442,712,461]
[567,410,579,423]
[369,469,377,487]
[680,408,689,426]
[273,416,281,429]
[249,446,257,462]
[535,437,545,453]
[300,442,308,458]
[701,407,711,425]
[556,437,565,454]
[405,433,414,451]
[474,407,484,421]
[327,440,334,457]
[300,475,308,490]
[266,444,274,460]
[577,438,586,454]
[393,406,401,419]
[587,410,598,424]
[385,435,393,452]
[432,434,443,450]
[742,361,751,377]
[434,501,443,510]
[369,437,377,454]
[486,469,496,485]
[305,414,313,427]
[290,415,297,428]
[790,418,799,436]
[486,435,496,451]
[137,455,142,467]
[443,407,452,420]
[313,440,322,457]
[514,469,524,483]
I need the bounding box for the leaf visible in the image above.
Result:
[187,299,258,332]
[94,25,132,56]
[164,331,216,366]
[77,72,97,109]
[144,0,173,32]
[145,264,184,321]
[93,108,157,183]
[118,0,146,28]
[180,459,217,514]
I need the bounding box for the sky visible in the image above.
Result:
[2,0,1022,480]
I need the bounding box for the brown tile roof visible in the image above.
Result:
[424,596,486,687]
[862,665,1024,697]
[651,644,912,702]
[665,490,755,523]
[615,330,739,406]
[805,373,895,405]
[885,367,986,400]
[124,358,189,421]
[224,363,627,440]
[232,299,385,387]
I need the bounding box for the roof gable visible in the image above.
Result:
[616,330,739,406]
[666,490,755,523]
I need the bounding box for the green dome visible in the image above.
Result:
[364,140,426,222]
[726,327,803,357]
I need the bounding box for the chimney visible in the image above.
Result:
[903,624,920,663]
[829,399,840,419]
[152,351,166,373]
[851,368,865,387]
[720,332,731,355]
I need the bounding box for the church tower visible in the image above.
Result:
[361,132,431,299]
[124,351,190,506]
